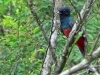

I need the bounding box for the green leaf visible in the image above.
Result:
[32,27,39,34]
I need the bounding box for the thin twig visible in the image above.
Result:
[90,31,100,55]
[26,0,49,43]
[69,0,82,23]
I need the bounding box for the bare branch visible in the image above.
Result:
[39,0,62,75]
[59,46,100,75]
[26,0,49,43]
[69,0,82,22]
[90,31,100,55]
[88,64,100,75]
[76,64,100,75]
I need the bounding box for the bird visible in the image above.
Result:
[58,7,85,57]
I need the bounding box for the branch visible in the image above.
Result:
[26,0,49,43]
[88,64,100,75]
[59,46,100,75]
[53,0,95,74]
[75,64,100,75]
[69,0,82,22]
[39,0,62,75]
[90,31,100,55]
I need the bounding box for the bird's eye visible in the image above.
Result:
[63,10,66,13]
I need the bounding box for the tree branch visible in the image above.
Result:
[90,31,100,55]
[26,0,49,43]
[39,0,62,75]
[69,0,82,22]
[59,46,100,75]
[53,0,95,74]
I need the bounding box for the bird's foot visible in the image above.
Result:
[84,54,91,61]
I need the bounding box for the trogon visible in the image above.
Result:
[59,7,85,56]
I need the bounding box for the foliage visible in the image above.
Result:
[0,0,100,75]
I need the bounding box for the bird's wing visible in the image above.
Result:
[69,18,75,29]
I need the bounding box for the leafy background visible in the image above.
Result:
[0,0,100,75]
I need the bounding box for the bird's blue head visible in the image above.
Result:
[58,7,70,20]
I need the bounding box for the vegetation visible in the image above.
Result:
[0,0,100,75]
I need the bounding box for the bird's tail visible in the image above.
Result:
[62,29,86,56]
[75,36,85,57]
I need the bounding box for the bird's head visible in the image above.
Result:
[58,7,70,20]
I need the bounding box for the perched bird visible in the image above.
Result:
[58,7,85,56]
